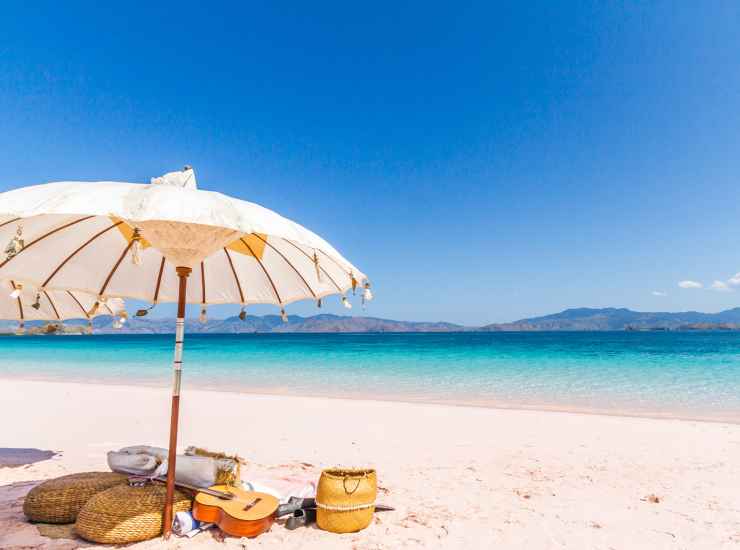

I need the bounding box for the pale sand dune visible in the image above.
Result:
[1,379,738,549]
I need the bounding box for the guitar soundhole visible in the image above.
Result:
[243,497,262,511]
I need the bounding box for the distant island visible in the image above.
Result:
[4,307,740,334]
[479,307,740,332]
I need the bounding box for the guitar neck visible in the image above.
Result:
[151,476,234,500]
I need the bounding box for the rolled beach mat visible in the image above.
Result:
[172,510,213,537]
[316,468,377,534]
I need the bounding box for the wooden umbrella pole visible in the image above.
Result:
[163,266,192,538]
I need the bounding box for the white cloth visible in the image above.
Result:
[107,451,158,476]
[244,477,316,504]
[107,445,239,488]
[117,445,169,460]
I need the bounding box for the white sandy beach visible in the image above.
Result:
[1,378,739,549]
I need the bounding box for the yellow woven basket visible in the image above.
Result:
[23,472,128,524]
[316,468,377,534]
[75,483,192,544]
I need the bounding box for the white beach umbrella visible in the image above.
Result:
[0,167,370,536]
[1,280,126,333]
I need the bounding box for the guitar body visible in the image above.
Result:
[192,485,279,538]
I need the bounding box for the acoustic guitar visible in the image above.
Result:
[192,485,280,538]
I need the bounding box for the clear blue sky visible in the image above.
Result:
[1,2,739,325]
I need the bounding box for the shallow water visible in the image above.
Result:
[2,332,740,420]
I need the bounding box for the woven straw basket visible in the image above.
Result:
[75,483,192,544]
[316,468,377,534]
[23,472,128,524]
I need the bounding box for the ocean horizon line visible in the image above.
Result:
[7,305,740,334]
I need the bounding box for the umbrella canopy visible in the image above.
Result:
[0,167,370,537]
[1,280,126,332]
[0,168,367,312]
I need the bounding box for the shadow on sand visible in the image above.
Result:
[0,448,57,468]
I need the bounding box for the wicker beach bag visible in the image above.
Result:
[23,472,128,524]
[316,468,377,534]
[75,483,192,544]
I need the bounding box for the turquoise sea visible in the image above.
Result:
[2,332,740,421]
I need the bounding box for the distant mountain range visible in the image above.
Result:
[0,314,465,334]
[4,307,740,334]
[481,307,740,331]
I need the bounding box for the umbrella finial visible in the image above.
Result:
[151,167,197,189]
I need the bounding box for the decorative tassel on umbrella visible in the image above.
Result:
[9,282,22,299]
[341,295,352,309]
[362,282,373,308]
[136,304,156,317]
[198,306,208,324]
[31,293,42,310]
[280,308,288,322]
[112,311,128,329]
[238,306,247,321]
[4,225,24,260]
[313,251,323,283]
[130,228,144,265]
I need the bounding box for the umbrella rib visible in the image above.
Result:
[41,221,124,287]
[10,280,24,321]
[240,237,283,304]
[43,291,61,320]
[223,248,246,304]
[98,240,135,296]
[281,239,343,293]
[66,291,90,319]
[0,216,96,270]
[252,234,316,298]
[316,248,354,282]
[0,217,21,230]
[152,257,166,303]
